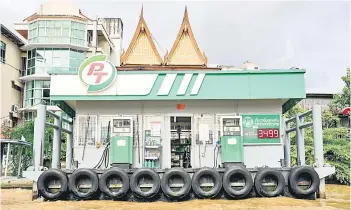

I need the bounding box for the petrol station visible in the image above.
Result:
[50,54,305,170]
[22,54,335,201]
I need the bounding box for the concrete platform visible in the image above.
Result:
[0,176,33,189]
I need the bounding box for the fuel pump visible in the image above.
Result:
[219,116,244,167]
[109,117,133,169]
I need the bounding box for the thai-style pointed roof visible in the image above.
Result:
[120,6,163,66]
[165,7,207,66]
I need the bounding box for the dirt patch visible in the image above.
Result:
[1,185,349,210]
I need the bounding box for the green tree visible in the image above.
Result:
[323,127,350,184]
[284,68,351,185]
[284,104,350,185]
[1,118,67,175]
[329,68,350,114]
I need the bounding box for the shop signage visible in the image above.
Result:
[242,114,281,144]
[78,54,116,92]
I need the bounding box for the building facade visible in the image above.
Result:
[47,7,306,169]
[13,0,123,120]
[299,93,334,111]
[0,24,26,128]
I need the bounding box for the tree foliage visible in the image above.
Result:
[284,68,350,185]
[285,105,350,185]
[1,117,67,176]
[329,68,350,114]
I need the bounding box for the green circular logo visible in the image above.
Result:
[243,117,254,128]
[78,54,116,92]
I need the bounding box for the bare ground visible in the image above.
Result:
[1,184,349,210]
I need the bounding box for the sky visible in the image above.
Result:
[0,0,349,94]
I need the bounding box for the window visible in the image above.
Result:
[24,111,36,121]
[0,41,6,63]
[87,30,93,46]
[21,57,27,76]
[28,20,86,46]
[25,80,51,107]
[78,115,97,146]
[62,113,72,130]
[98,116,113,145]
[26,48,85,75]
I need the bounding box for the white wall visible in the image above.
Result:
[97,36,111,57]
[73,100,284,169]
[0,36,22,126]
[37,0,82,17]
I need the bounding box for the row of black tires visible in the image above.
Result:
[37,166,320,201]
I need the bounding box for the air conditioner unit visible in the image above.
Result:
[12,104,19,113]
[3,119,13,128]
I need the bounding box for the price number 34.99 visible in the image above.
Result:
[257,128,279,139]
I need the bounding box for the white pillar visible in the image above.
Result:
[284,121,291,167]
[4,143,10,177]
[92,19,97,54]
[312,105,326,199]
[65,123,73,169]
[52,111,62,169]
[295,115,305,165]
[33,105,47,171]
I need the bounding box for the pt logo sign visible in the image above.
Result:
[78,54,116,92]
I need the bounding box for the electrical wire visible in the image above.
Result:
[2,61,24,73]
[93,120,111,169]
[93,142,110,169]
[150,32,166,55]
[215,146,220,168]
[81,115,90,161]
[213,146,217,168]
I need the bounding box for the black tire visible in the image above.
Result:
[37,169,68,200]
[254,168,285,197]
[161,168,191,199]
[288,166,320,196]
[191,167,222,198]
[223,167,253,198]
[130,168,160,198]
[68,168,99,199]
[99,167,130,199]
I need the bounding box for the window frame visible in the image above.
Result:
[0,41,6,63]
[76,115,98,147]
[28,20,86,46]
[26,48,85,76]
[24,80,51,107]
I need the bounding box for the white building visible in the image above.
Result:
[0,24,26,129]
[13,0,123,120]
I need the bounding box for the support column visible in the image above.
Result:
[284,121,291,167]
[4,143,10,177]
[295,115,305,165]
[312,105,326,199]
[17,146,23,177]
[52,112,62,169]
[92,19,98,54]
[65,123,73,170]
[33,104,47,171]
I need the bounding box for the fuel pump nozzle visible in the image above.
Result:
[213,140,221,168]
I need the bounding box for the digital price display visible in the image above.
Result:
[257,128,279,139]
[242,114,281,144]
